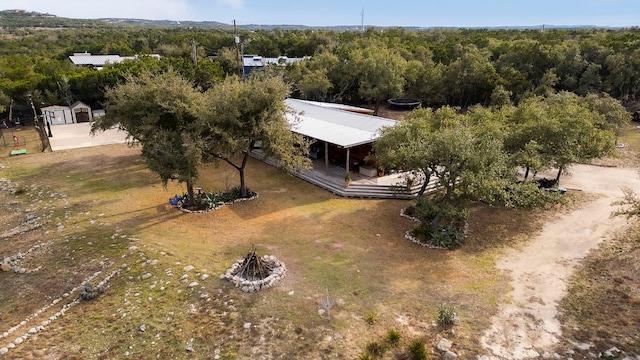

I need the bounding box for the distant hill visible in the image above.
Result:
[0,9,114,28]
[99,18,233,30]
[0,9,623,31]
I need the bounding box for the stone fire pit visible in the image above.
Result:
[220,249,286,293]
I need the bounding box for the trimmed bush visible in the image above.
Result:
[79,282,104,300]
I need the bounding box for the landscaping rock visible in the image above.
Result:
[437,338,453,352]
[1,263,11,272]
[442,351,457,360]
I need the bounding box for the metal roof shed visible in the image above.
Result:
[285,98,397,173]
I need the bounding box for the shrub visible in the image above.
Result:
[429,226,464,249]
[79,281,104,300]
[364,310,378,325]
[503,181,564,209]
[403,205,416,217]
[365,341,386,357]
[405,338,427,360]
[385,329,401,348]
[179,186,257,210]
[437,302,457,327]
[320,288,335,319]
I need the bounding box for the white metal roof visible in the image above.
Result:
[243,55,307,68]
[69,53,161,67]
[285,98,397,148]
[69,54,124,67]
[294,99,375,115]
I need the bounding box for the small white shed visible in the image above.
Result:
[41,105,73,125]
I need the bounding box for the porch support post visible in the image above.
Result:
[324,142,329,175]
[346,147,350,173]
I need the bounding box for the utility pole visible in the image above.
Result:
[234,20,243,80]
[361,7,364,32]
[191,40,198,66]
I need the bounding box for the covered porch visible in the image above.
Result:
[255,99,441,199]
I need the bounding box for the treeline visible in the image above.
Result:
[2,25,640,118]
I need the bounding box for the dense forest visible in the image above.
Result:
[2,10,640,121]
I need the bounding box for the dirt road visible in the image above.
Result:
[481,164,640,359]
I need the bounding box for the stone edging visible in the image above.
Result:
[220,255,286,293]
[400,207,449,250]
[1,241,52,274]
[0,265,120,356]
[179,193,259,214]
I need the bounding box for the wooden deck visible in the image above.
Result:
[251,150,440,199]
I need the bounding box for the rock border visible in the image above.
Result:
[0,265,120,356]
[178,193,259,214]
[400,207,449,250]
[220,255,286,293]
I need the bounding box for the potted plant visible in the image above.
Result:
[344,171,352,187]
[377,166,385,177]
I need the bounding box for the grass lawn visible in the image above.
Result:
[0,138,554,359]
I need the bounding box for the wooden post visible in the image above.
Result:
[346,147,350,174]
[324,142,329,175]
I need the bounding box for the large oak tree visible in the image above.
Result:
[200,74,310,198]
[91,69,204,200]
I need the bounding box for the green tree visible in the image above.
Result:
[374,107,512,233]
[0,89,9,113]
[350,45,407,115]
[91,69,204,200]
[508,92,616,183]
[443,44,498,107]
[200,74,310,198]
[582,92,631,141]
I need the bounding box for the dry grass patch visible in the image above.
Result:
[560,222,640,355]
[0,143,558,359]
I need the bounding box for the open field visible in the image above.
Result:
[0,133,549,359]
[1,125,639,359]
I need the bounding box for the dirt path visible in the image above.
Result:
[481,164,640,359]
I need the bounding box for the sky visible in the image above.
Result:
[3,0,640,28]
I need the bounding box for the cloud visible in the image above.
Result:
[217,0,244,10]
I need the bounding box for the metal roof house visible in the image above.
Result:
[254,98,439,199]
[242,55,307,76]
[69,52,161,70]
[285,98,395,151]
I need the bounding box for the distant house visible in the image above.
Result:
[242,55,307,76]
[69,52,161,70]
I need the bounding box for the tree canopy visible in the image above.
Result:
[91,69,204,200]
[199,74,310,197]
